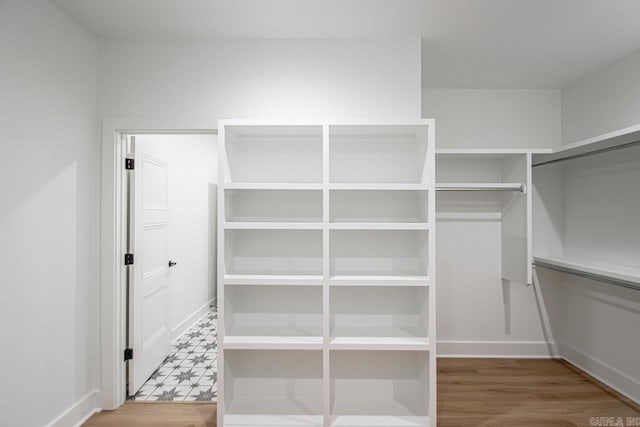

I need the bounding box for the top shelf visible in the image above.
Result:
[532,123,640,167]
[534,256,640,290]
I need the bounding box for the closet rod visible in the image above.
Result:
[533,263,640,292]
[435,185,525,193]
[533,139,640,167]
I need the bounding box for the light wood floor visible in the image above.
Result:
[84,358,639,427]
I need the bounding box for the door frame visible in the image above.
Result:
[100,118,217,410]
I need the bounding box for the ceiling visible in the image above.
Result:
[52,0,640,88]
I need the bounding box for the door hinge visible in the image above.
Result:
[125,158,135,170]
[124,253,134,265]
[124,348,133,361]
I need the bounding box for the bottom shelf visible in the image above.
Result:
[225,395,322,426]
[331,398,429,426]
[225,411,322,426]
[334,412,429,427]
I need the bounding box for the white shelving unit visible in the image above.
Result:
[218,120,436,427]
[436,149,533,284]
[532,126,640,290]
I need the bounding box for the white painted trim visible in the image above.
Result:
[45,390,101,427]
[101,118,218,411]
[437,340,559,358]
[171,298,216,342]
[558,342,640,405]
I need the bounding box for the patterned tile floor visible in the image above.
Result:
[130,306,217,401]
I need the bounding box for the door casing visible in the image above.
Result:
[100,118,217,410]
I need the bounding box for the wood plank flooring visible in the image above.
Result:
[84,358,639,427]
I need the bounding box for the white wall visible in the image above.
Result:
[136,134,218,341]
[0,1,100,426]
[99,38,421,121]
[422,89,559,356]
[422,89,561,149]
[562,47,640,144]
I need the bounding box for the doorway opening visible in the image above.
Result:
[122,133,218,402]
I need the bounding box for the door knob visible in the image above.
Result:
[168,260,177,268]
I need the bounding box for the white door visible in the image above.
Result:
[130,138,172,394]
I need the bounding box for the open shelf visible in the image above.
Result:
[330,286,429,349]
[223,125,323,184]
[224,274,324,286]
[224,183,324,190]
[224,349,323,425]
[329,125,429,184]
[436,182,525,192]
[330,336,430,351]
[332,412,429,426]
[224,336,323,350]
[330,189,429,224]
[330,230,429,278]
[331,351,430,425]
[534,256,640,290]
[225,229,322,276]
[532,123,640,167]
[329,223,430,230]
[225,285,322,342]
[226,189,322,223]
[329,275,430,286]
[330,183,429,190]
[225,222,323,230]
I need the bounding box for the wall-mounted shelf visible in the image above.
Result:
[532,123,640,167]
[534,256,640,291]
[219,120,436,426]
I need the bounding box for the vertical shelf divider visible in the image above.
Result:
[322,124,331,427]
[427,120,437,423]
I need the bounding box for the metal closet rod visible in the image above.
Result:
[532,139,640,167]
[533,263,640,292]
[435,184,526,193]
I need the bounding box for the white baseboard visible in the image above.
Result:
[437,340,559,358]
[171,298,215,342]
[558,341,640,404]
[45,389,101,427]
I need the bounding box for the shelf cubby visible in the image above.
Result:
[330,286,429,349]
[329,125,429,184]
[224,349,323,426]
[224,229,323,276]
[330,190,429,224]
[330,350,430,426]
[330,230,429,279]
[226,189,323,224]
[225,285,323,346]
[223,125,323,184]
